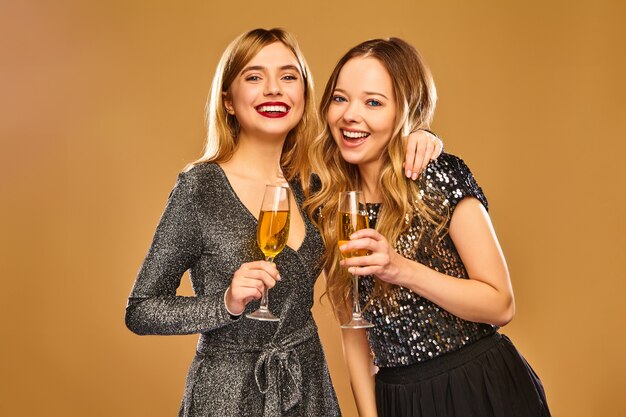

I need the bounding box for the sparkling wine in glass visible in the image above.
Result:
[338,191,374,329]
[246,184,290,321]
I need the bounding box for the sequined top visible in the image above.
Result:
[125,163,341,417]
[360,153,497,368]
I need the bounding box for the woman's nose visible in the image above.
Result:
[342,101,362,123]
[264,79,282,96]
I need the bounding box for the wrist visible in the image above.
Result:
[393,255,414,288]
[413,128,444,155]
[224,287,244,317]
[414,127,437,138]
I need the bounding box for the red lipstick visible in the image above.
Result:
[255,102,291,118]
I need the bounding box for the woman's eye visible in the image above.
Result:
[331,95,347,103]
[366,99,382,107]
[245,75,261,81]
[282,74,298,81]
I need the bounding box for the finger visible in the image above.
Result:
[232,269,275,298]
[418,138,436,174]
[232,276,265,292]
[339,240,377,258]
[404,134,418,178]
[245,260,279,272]
[432,136,444,159]
[347,265,379,276]
[239,261,281,282]
[243,294,266,305]
[244,270,278,290]
[349,228,383,240]
[341,257,373,269]
[262,261,281,281]
[411,136,428,179]
[236,287,264,301]
[341,250,386,266]
[230,281,264,302]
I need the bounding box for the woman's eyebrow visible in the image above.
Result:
[241,64,301,74]
[364,91,388,99]
[333,87,388,99]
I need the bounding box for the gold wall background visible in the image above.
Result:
[1,1,625,416]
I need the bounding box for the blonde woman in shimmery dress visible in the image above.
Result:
[125,28,442,417]
[308,37,550,417]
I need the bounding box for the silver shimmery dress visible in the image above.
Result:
[126,163,341,417]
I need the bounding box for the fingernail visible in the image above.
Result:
[276,274,282,281]
[406,169,412,178]
[412,172,418,180]
[339,243,346,251]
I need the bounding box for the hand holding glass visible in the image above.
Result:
[246,184,290,321]
[338,191,374,329]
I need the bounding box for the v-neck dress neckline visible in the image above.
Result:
[214,163,309,254]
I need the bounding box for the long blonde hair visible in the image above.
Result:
[187,28,319,183]
[305,38,442,320]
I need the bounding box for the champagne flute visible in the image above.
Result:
[337,191,374,329]
[246,184,290,321]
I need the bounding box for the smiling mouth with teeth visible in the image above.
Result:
[255,104,291,118]
[257,105,288,113]
[342,130,370,140]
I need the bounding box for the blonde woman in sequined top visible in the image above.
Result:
[307,38,551,417]
[125,28,441,417]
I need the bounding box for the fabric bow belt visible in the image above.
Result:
[198,320,317,417]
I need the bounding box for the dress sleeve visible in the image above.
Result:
[125,172,237,335]
[422,153,488,214]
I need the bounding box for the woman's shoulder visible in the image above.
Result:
[181,161,221,180]
[420,152,488,211]
[424,152,472,176]
[166,162,224,200]
[421,152,480,187]
[177,162,223,186]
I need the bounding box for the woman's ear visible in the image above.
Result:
[223,91,235,115]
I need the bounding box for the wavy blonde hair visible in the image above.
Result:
[305,38,443,321]
[187,28,318,184]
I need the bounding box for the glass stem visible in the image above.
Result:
[259,256,274,311]
[352,274,362,319]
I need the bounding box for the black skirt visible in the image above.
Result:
[375,333,550,417]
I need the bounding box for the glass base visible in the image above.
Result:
[246,307,280,322]
[340,316,374,329]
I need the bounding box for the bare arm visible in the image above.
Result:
[340,197,514,326]
[341,328,378,417]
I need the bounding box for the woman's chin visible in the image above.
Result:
[339,153,362,166]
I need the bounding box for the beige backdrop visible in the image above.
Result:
[1,1,625,416]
